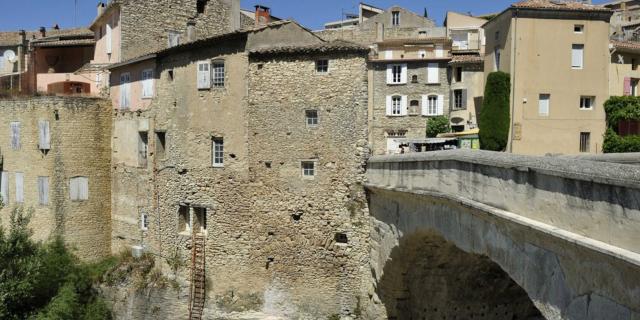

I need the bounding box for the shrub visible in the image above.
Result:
[603,128,640,153]
[479,71,511,151]
[426,116,450,138]
[602,97,640,153]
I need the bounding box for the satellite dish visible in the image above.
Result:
[3,50,16,63]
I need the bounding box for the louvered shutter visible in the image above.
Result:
[386,65,393,84]
[38,177,49,205]
[401,96,408,116]
[386,95,393,115]
[70,178,78,201]
[10,122,20,150]
[427,63,439,84]
[400,64,407,84]
[39,120,51,150]
[1,171,8,205]
[437,95,444,115]
[15,172,23,203]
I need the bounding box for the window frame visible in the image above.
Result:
[453,89,464,109]
[426,95,438,116]
[572,44,584,70]
[141,69,154,98]
[305,110,319,127]
[168,31,181,48]
[455,67,463,83]
[212,60,225,88]
[119,72,131,110]
[388,64,405,84]
[391,11,400,26]
[579,96,595,110]
[197,61,211,90]
[212,137,224,168]
[140,212,149,231]
[315,59,329,73]
[574,24,584,34]
[391,95,403,116]
[580,132,591,153]
[301,161,317,179]
[69,176,89,202]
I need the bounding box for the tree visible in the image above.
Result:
[602,96,640,153]
[426,116,450,138]
[479,71,511,151]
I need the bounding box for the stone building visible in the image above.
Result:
[484,0,612,155]
[0,30,29,93]
[105,20,371,318]
[0,97,112,261]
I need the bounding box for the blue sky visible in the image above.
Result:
[0,0,611,32]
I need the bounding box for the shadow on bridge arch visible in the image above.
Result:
[376,231,543,320]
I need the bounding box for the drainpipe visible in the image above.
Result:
[508,10,519,153]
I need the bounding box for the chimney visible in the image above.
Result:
[39,27,46,38]
[52,24,60,30]
[254,5,271,27]
[97,2,106,16]
[187,20,196,42]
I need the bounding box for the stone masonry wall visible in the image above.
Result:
[120,0,238,61]
[0,97,112,261]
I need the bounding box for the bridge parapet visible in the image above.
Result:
[366,150,640,258]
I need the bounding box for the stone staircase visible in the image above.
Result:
[189,233,206,320]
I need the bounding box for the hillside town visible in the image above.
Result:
[0,0,640,319]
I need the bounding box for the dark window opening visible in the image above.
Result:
[155,131,166,159]
[455,67,463,82]
[291,211,303,222]
[411,75,418,83]
[138,131,148,168]
[580,132,591,153]
[168,70,174,81]
[335,233,348,244]
[316,60,329,73]
[197,0,207,14]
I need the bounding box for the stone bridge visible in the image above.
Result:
[364,150,640,320]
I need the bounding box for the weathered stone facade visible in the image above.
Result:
[0,97,112,261]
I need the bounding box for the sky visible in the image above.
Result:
[0,0,611,32]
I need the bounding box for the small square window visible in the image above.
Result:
[306,110,319,127]
[316,60,329,73]
[574,25,584,33]
[301,161,316,179]
[580,96,595,110]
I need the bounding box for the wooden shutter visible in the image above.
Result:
[10,122,20,150]
[437,95,445,115]
[624,77,632,96]
[106,23,112,54]
[401,95,408,116]
[427,63,439,84]
[421,95,428,116]
[400,64,408,84]
[15,172,23,203]
[386,95,393,115]
[120,73,130,110]
[462,89,468,108]
[1,171,8,205]
[38,176,49,205]
[386,65,394,84]
[197,62,211,89]
[39,120,51,150]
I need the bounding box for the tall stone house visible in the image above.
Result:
[484,0,613,155]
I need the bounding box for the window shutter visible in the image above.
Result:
[386,95,393,115]
[624,77,632,96]
[0,171,8,205]
[386,65,393,84]
[106,23,112,54]
[400,64,408,84]
[79,177,88,201]
[38,177,49,205]
[39,120,51,150]
[462,89,468,108]
[197,62,211,89]
[10,122,20,150]
[427,63,439,84]
[437,94,445,115]
[572,44,584,68]
[450,90,454,109]
[70,178,78,201]
[15,172,23,203]
[421,95,428,116]
[120,74,130,110]
[401,95,408,116]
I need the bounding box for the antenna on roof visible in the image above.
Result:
[74,0,78,25]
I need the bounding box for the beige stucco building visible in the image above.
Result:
[484,0,613,155]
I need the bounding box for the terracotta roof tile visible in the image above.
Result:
[511,0,611,12]
[611,40,640,51]
[32,39,96,47]
[249,39,369,55]
[449,54,484,64]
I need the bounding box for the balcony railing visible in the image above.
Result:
[452,40,481,52]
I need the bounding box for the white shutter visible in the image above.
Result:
[141,70,153,98]
[106,23,112,54]
[400,64,408,84]
[462,89,468,109]
[15,172,23,203]
[386,65,393,84]
[120,73,130,110]
[197,62,211,89]
[10,122,20,150]
[435,45,444,58]
[421,95,428,116]
[79,177,88,200]
[437,95,445,115]
[70,178,78,201]
[1,171,8,205]
[39,120,51,150]
[386,95,393,115]
[427,63,439,84]
[401,95,408,116]
[38,176,49,205]
[572,44,584,69]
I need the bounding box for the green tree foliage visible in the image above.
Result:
[479,71,511,151]
[426,116,451,138]
[0,207,113,320]
[603,96,640,153]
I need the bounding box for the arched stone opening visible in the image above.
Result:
[377,232,544,320]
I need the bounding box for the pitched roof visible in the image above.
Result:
[511,0,612,12]
[249,39,369,55]
[0,27,93,47]
[32,39,96,47]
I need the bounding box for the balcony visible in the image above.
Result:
[452,40,482,52]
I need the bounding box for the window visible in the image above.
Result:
[494,48,501,71]
[392,11,400,26]
[119,73,131,110]
[212,61,225,87]
[69,177,89,201]
[411,75,418,83]
[580,132,591,153]
[495,31,500,41]
[141,69,154,98]
[15,172,23,204]
[197,61,211,89]
[387,64,406,84]
[427,63,439,84]
[409,100,420,114]
[301,161,316,178]
[316,60,329,73]
[140,212,149,231]
[155,131,166,159]
[168,69,174,81]
[574,25,584,33]
[423,95,442,116]
[572,44,584,69]
[178,206,191,233]
[193,207,206,233]
[138,132,148,167]
[168,31,180,48]
[10,122,20,150]
[455,67,463,82]
[38,176,49,205]
[453,89,465,109]
[306,110,319,127]
[391,96,402,116]
[197,0,207,14]
[539,94,550,116]
[212,137,224,167]
[580,96,594,110]
[0,172,8,205]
